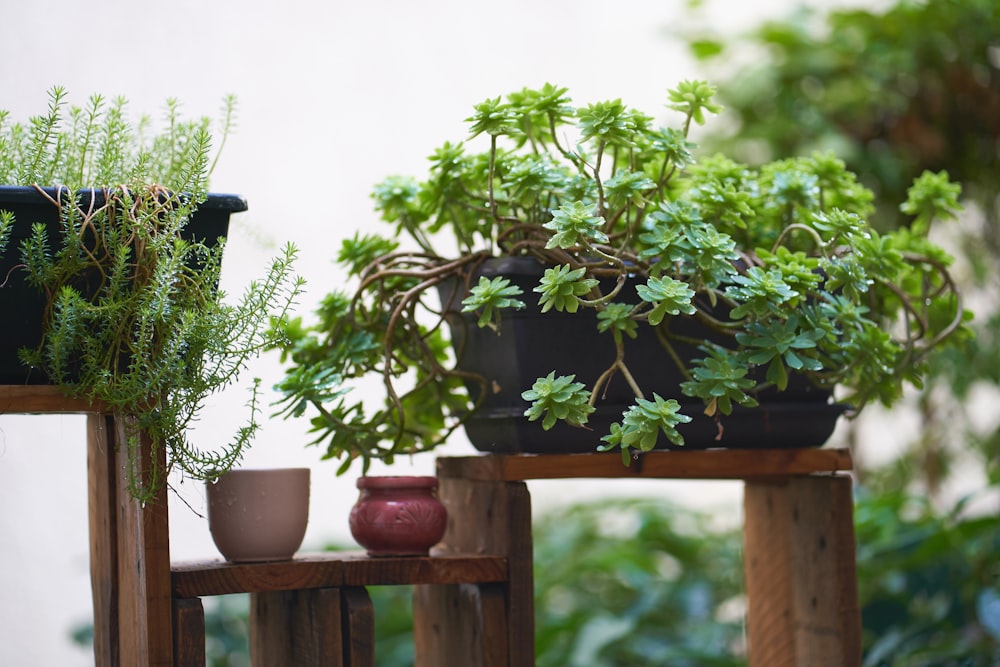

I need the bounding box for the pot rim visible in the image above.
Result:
[209,467,311,480]
[356,475,439,490]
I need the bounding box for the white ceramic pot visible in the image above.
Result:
[206,468,310,562]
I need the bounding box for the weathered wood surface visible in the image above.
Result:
[437,448,853,481]
[0,384,106,413]
[413,479,533,667]
[744,475,861,666]
[172,598,206,667]
[341,587,376,666]
[172,552,508,598]
[114,417,174,667]
[88,414,118,667]
[251,587,348,666]
[86,411,175,667]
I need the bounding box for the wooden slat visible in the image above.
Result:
[88,414,118,667]
[413,479,534,667]
[437,447,853,481]
[171,552,508,598]
[251,587,345,667]
[172,598,206,667]
[477,583,510,667]
[114,417,174,667]
[0,384,106,413]
[341,587,375,666]
[743,476,861,666]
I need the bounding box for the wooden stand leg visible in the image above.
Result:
[341,587,375,666]
[88,414,118,667]
[251,587,374,666]
[113,417,174,667]
[413,478,533,667]
[88,414,174,667]
[172,598,206,667]
[743,475,861,667]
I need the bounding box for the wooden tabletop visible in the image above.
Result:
[437,447,853,481]
[0,385,106,414]
[171,551,508,598]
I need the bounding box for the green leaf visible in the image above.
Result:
[461,276,526,330]
[666,80,723,127]
[636,275,696,325]
[680,346,758,416]
[544,201,608,249]
[900,170,962,234]
[466,96,517,138]
[522,372,595,429]
[534,264,599,314]
[577,99,636,147]
[596,302,638,340]
[688,39,725,60]
[601,394,693,454]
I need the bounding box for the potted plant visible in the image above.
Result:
[274,80,967,471]
[0,87,303,503]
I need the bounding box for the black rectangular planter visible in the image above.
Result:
[442,256,845,454]
[0,185,247,385]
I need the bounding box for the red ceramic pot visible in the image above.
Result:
[349,476,447,557]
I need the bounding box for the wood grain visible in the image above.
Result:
[341,587,375,666]
[251,588,345,667]
[87,414,118,667]
[744,476,861,666]
[413,478,534,667]
[0,384,106,413]
[172,598,206,667]
[171,552,508,598]
[437,447,853,481]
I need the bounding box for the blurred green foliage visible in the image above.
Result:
[855,489,1000,665]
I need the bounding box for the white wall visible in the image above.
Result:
[0,0,854,663]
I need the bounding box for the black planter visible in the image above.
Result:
[0,186,247,385]
[441,256,846,454]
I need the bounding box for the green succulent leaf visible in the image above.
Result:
[544,201,609,249]
[534,264,599,314]
[337,233,399,277]
[666,80,723,127]
[577,99,636,147]
[735,315,825,390]
[900,170,962,234]
[680,346,758,416]
[604,169,656,209]
[522,372,595,430]
[461,276,526,330]
[636,275,696,326]
[466,96,518,138]
[727,267,799,320]
[597,302,639,340]
[600,394,693,454]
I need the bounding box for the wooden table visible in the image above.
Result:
[3,386,860,666]
[419,449,861,667]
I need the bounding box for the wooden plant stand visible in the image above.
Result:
[3,385,861,666]
[418,448,862,667]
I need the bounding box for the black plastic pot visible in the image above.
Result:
[0,186,247,385]
[441,256,846,454]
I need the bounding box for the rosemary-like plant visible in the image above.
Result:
[1,88,303,502]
